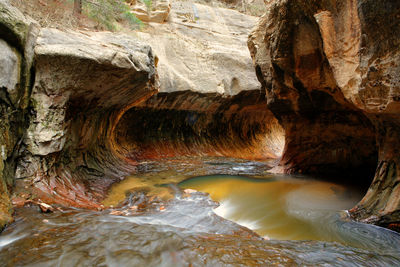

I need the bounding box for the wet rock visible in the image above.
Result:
[11,196,32,208]
[183,189,197,194]
[248,0,400,227]
[109,210,124,216]
[38,202,53,213]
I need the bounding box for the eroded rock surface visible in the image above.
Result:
[249,0,400,227]
[115,90,284,161]
[0,0,38,230]
[15,28,158,209]
[0,0,282,224]
[130,0,171,23]
[110,2,286,162]
[136,2,260,95]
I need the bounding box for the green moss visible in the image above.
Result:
[0,2,29,51]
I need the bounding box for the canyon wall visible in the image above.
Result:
[16,28,158,209]
[135,1,260,95]
[116,90,283,161]
[0,0,38,229]
[249,0,400,228]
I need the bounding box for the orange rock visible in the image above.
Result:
[11,197,29,208]
[183,189,197,194]
[109,210,124,216]
[38,202,54,213]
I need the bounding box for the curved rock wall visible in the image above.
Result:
[115,90,284,161]
[249,0,400,228]
[14,28,158,209]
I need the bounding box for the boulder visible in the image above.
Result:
[131,0,171,23]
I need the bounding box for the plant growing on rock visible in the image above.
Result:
[82,0,143,30]
[70,0,143,30]
[141,0,152,14]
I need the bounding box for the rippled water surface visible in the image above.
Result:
[1,157,400,266]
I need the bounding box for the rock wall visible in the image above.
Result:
[136,1,260,95]
[16,28,158,209]
[115,90,284,161]
[249,0,400,228]
[0,0,38,229]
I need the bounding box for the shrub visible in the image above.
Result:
[82,0,143,31]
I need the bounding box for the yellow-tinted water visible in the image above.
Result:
[179,175,362,240]
[103,157,364,241]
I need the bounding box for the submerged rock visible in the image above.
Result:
[248,0,400,227]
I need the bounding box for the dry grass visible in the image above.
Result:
[11,0,98,30]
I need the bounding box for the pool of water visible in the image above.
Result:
[179,174,362,241]
[1,157,400,266]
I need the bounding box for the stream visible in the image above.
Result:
[1,157,400,266]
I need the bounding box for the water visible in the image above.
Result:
[1,157,400,266]
[179,174,361,241]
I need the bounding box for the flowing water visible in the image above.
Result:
[1,157,400,266]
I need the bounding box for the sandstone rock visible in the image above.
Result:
[38,202,53,213]
[131,0,171,23]
[117,90,284,160]
[112,3,284,162]
[0,0,38,231]
[0,39,20,105]
[20,27,158,208]
[136,2,259,95]
[0,0,32,50]
[25,28,157,156]
[249,0,400,227]
[110,210,124,216]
